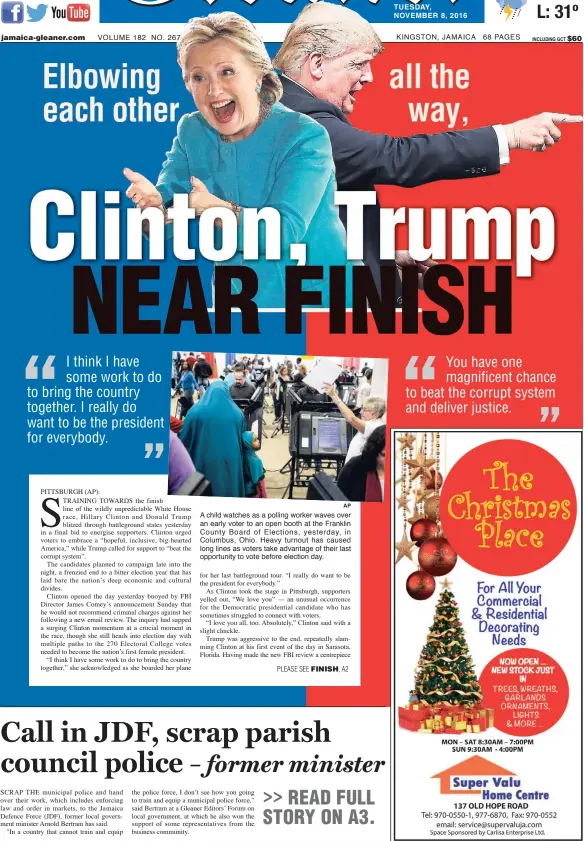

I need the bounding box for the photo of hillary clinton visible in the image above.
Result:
[124,12,353,308]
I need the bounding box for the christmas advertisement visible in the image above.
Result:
[394,430,581,840]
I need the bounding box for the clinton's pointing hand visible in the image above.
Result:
[123,168,163,209]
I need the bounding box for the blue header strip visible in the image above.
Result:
[100,0,485,26]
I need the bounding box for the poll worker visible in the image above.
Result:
[275,2,582,290]
[325,385,385,464]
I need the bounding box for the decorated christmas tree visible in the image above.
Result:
[413,583,483,708]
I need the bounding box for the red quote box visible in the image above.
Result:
[480,648,569,735]
[440,438,577,575]
[307,44,583,430]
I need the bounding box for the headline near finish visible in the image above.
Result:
[29,190,556,335]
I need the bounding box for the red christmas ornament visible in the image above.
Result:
[418,537,458,576]
[406,570,436,601]
[424,469,443,490]
[410,517,440,546]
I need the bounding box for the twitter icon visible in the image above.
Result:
[26,3,47,21]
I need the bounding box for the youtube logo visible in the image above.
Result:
[67,3,90,20]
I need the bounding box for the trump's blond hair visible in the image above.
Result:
[273,3,382,76]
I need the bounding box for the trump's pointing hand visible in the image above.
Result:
[503,112,582,152]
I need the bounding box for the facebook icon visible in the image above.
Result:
[1,1,24,21]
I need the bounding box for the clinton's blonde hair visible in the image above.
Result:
[178,12,282,105]
[273,2,382,76]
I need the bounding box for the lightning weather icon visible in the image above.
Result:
[496,0,528,18]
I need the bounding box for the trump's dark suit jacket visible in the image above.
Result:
[280,75,501,290]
